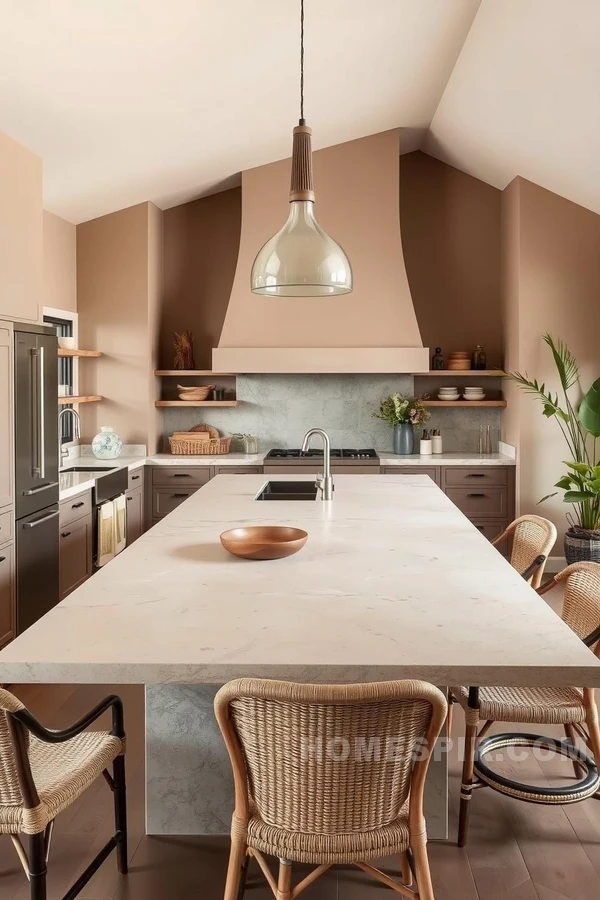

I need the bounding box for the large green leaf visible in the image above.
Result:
[565,461,590,474]
[555,475,575,490]
[564,490,597,502]
[543,334,580,391]
[579,377,600,437]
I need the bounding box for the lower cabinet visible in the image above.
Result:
[59,515,93,599]
[126,485,144,545]
[0,540,15,649]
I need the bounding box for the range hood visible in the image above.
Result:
[213,129,429,374]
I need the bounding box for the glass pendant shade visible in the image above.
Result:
[251,200,352,296]
[251,123,353,297]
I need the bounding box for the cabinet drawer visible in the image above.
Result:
[0,510,13,544]
[0,541,15,648]
[470,519,507,542]
[446,486,508,517]
[128,467,145,491]
[444,467,508,487]
[214,467,263,475]
[152,486,199,518]
[152,467,211,487]
[383,466,439,484]
[59,516,92,599]
[60,491,92,527]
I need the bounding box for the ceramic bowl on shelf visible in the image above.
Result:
[220,526,308,560]
[438,393,460,401]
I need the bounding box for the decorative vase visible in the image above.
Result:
[564,528,600,565]
[92,426,123,460]
[393,423,414,455]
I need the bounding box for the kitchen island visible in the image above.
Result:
[1,473,598,839]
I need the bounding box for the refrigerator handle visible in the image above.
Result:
[38,344,46,480]
[22,481,59,496]
[22,510,59,529]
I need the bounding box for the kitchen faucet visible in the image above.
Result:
[58,407,81,466]
[301,428,334,500]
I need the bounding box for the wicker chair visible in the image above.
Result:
[452,561,600,847]
[494,514,557,588]
[215,678,447,900]
[0,688,127,899]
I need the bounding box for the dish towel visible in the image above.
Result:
[97,500,115,567]
[114,494,127,555]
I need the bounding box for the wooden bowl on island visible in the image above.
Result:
[220,526,308,560]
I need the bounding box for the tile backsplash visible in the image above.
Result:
[161,375,501,453]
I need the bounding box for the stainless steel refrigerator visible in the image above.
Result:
[14,324,60,633]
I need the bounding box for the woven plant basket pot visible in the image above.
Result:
[564,527,600,565]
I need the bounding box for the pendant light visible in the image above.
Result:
[251,0,352,297]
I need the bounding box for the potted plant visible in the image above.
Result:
[374,393,430,455]
[511,334,600,563]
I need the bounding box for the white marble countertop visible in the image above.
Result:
[379,452,516,466]
[4,473,597,688]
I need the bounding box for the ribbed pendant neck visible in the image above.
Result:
[289,123,315,203]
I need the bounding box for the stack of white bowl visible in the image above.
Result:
[438,386,460,401]
[463,386,485,400]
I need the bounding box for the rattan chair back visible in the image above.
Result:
[503,515,557,588]
[215,679,446,836]
[0,688,27,807]
[557,561,600,652]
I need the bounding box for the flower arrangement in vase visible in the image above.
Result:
[374,394,430,455]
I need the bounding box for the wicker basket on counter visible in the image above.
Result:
[169,424,232,456]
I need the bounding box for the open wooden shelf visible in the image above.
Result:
[58,395,103,405]
[58,349,103,358]
[155,400,241,408]
[155,370,235,377]
[422,400,507,407]
[414,370,505,377]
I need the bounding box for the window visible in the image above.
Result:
[44,313,75,444]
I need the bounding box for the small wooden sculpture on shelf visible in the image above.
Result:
[173,330,196,370]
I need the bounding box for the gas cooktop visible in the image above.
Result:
[266,448,379,460]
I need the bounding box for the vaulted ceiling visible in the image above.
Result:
[1,0,598,223]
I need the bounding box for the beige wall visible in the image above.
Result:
[77,202,163,448]
[400,151,503,367]
[502,177,600,544]
[43,210,77,313]
[161,188,240,369]
[0,130,42,323]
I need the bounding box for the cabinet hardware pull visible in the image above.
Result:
[172,474,191,478]
[61,531,72,538]
[466,474,485,478]
[0,556,5,563]
[131,474,140,480]
[72,501,85,509]
[172,493,189,498]
[468,493,486,498]
[475,526,485,531]
[127,497,132,502]
[23,511,59,529]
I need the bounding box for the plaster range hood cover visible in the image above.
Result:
[213,129,429,374]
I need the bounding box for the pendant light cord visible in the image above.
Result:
[299,0,305,125]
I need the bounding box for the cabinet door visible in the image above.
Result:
[0,323,14,510]
[126,486,144,545]
[152,486,199,518]
[59,516,92,599]
[0,541,15,648]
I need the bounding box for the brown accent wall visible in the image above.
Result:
[43,211,77,313]
[501,177,600,543]
[400,151,503,367]
[161,188,241,369]
[77,202,163,448]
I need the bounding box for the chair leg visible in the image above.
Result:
[237,853,249,900]
[112,755,128,874]
[411,834,435,900]
[28,832,47,900]
[458,721,478,847]
[400,851,413,886]
[277,859,292,900]
[224,833,247,900]
[564,724,586,777]
[584,705,600,771]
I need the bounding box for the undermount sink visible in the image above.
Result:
[255,480,318,501]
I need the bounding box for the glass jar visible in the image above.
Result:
[243,435,258,455]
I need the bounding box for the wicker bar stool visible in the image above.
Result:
[215,678,447,900]
[451,561,600,847]
[0,687,127,899]
[494,514,557,588]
